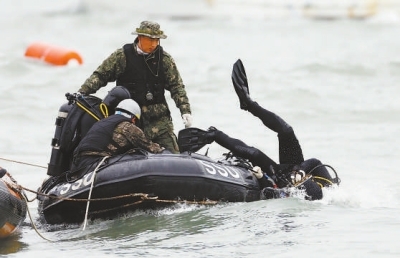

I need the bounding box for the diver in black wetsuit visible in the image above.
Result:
[204,59,339,200]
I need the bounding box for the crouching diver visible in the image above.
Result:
[203,59,340,200]
[70,99,164,176]
[46,86,133,178]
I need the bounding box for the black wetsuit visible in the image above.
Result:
[211,101,332,200]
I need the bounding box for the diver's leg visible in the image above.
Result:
[247,101,304,164]
[206,128,277,176]
[247,101,291,134]
[231,59,304,165]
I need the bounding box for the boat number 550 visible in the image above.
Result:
[59,172,95,195]
[200,160,241,179]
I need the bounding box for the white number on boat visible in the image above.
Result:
[200,161,241,179]
[59,183,71,195]
[71,178,83,191]
[59,172,95,195]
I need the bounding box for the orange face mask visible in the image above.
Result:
[138,36,160,53]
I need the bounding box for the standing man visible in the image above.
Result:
[77,21,192,153]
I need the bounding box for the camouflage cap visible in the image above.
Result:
[131,21,167,39]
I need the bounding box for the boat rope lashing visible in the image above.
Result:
[82,156,109,231]
[99,103,109,118]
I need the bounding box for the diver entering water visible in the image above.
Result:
[201,59,340,200]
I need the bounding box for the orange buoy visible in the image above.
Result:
[24,42,83,66]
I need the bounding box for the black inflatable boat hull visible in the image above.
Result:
[38,152,261,224]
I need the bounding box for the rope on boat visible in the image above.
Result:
[18,184,219,205]
[23,187,218,205]
[82,156,109,231]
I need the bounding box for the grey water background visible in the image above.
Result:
[1,0,400,257]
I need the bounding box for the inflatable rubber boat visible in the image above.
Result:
[37,150,261,224]
[0,171,27,238]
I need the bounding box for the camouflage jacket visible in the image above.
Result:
[111,121,163,154]
[82,121,164,156]
[79,44,191,117]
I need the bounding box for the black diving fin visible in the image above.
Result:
[178,127,210,153]
[231,59,251,110]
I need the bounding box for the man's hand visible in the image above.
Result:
[252,166,264,179]
[290,170,306,185]
[182,114,193,128]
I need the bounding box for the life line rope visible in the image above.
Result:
[0,157,47,169]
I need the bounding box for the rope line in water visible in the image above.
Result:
[21,193,56,242]
[0,157,47,169]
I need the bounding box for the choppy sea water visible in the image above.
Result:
[1,0,400,257]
